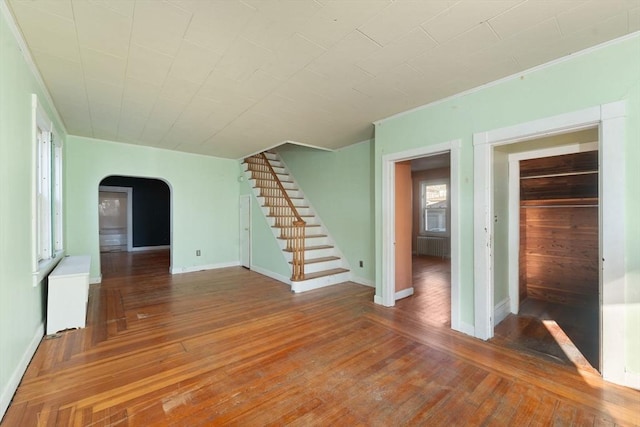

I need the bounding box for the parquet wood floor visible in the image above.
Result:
[2,251,638,426]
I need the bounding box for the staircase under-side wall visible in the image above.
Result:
[243,151,350,292]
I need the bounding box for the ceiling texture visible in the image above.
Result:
[6,0,640,159]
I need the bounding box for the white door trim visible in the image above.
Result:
[380,139,462,333]
[99,185,133,252]
[473,101,627,387]
[239,194,251,268]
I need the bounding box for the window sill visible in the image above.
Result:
[32,250,65,287]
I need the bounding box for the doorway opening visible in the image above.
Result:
[473,101,627,385]
[380,139,462,333]
[98,176,171,278]
[490,129,600,371]
[394,153,452,327]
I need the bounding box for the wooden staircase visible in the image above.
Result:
[243,151,350,292]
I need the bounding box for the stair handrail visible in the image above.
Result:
[258,153,306,281]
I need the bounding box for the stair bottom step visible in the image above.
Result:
[292,268,349,282]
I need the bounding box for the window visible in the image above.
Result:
[421,181,448,234]
[32,94,63,285]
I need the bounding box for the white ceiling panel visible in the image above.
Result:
[358,1,453,46]
[125,44,174,86]
[183,0,254,55]
[84,78,122,108]
[240,0,320,50]
[167,41,221,85]
[214,37,273,83]
[71,0,132,58]
[80,47,127,86]
[130,0,192,56]
[488,1,583,39]
[6,0,640,159]
[9,1,79,62]
[298,0,390,49]
[357,28,437,76]
[260,33,326,80]
[421,1,523,43]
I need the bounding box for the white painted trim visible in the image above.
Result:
[473,101,628,388]
[374,295,384,305]
[171,261,240,275]
[350,275,374,287]
[395,287,414,300]
[239,194,251,268]
[380,140,462,333]
[90,275,102,284]
[0,322,43,420]
[624,370,640,391]
[493,297,511,327]
[131,245,170,252]
[239,139,334,161]
[458,321,475,337]
[0,1,68,134]
[250,264,292,286]
[374,32,639,126]
[99,186,133,252]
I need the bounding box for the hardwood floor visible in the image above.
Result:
[2,251,638,426]
[395,255,451,327]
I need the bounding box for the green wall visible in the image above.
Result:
[65,136,240,280]
[374,35,640,373]
[277,141,375,284]
[0,7,66,414]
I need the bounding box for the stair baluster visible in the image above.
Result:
[245,153,306,281]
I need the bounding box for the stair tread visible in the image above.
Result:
[263,205,309,209]
[283,244,333,252]
[273,224,320,229]
[292,268,349,282]
[267,214,313,218]
[289,256,340,265]
[277,234,327,240]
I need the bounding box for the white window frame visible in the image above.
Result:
[419,179,450,237]
[32,94,64,286]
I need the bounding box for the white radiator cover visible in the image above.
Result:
[416,236,450,257]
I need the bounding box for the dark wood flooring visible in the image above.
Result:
[2,251,638,425]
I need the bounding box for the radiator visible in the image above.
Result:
[416,236,450,257]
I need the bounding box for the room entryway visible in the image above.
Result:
[98,175,172,276]
[381,140,461,332]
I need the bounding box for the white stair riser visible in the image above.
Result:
[246,170,290,181]
[276,236,328,249]
[291,272,351,293]
[283,247,336,261]
[264,153,278,161]
[255,196,307,208]
[249,179,296,190]
[265,217,319,227]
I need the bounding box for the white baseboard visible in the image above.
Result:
[493,297,511,327]
[458,320,475,337]
[171,261,240,275]
[374,294,384,305]
[249,265,291,286]
[1,322,43,420]
[350,275,374,287]
[131,245,170,252]
[90,275,102,284]
[395,287,414,300]
[625,369,640,390]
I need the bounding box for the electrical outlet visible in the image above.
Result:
[196,250,201,256]
[359,260,363,268]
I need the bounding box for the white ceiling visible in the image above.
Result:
[6,0,640,159]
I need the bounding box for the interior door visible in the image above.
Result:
[240,195,251,268]
[99,191,128,252]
